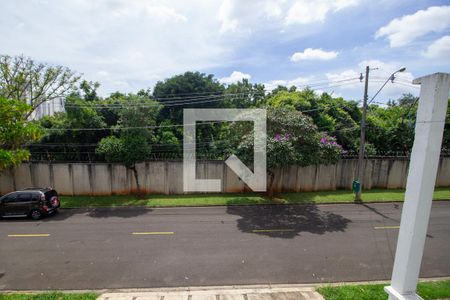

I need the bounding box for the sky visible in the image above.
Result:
[1,0,450,102]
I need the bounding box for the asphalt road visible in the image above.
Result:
[0,202,449,290]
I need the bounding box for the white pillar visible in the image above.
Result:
[385,73,450,300]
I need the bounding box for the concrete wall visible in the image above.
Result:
[1,158,449,195]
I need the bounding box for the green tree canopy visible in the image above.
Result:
[266,89,360,152]
[224,79,265,108]
[153,71,225,123]
[366,93,420,155]
[95,94,161,193]
[0,98,41,169]
[0,55,79,117]
[231,107,342,195]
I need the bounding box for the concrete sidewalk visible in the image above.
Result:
[97,284,324,300]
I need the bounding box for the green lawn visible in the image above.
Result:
[61,193,271,208]
[59,187,450,208]
[317,280,450,300]
[0,292,98,300]
[278,187,450,204]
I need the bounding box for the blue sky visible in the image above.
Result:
[1,0,450,102]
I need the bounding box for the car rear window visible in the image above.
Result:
[17,193,31,202]
[44,190,57,199]
[2,194,17,203]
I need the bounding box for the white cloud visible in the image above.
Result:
[357,60,412,81]
[145,5,188,22]
[424,35,450,60]
[0,0,368,98]
[333,0,359,11]
[326,70,360,81]
[264,80,288,92]
[288,76,313,86]
[218,0,238,33]
[97,70,109,77]
[0,0,229,95]
[285,0,359,25]
[264,76,348,97]
[217,0,361,35]
[264,76,312,91]
[263,0,284,19]
[291,48,338,61]
[375,6,450,47]
[219,71,251,84]
[325,60,417,100]
[264,58,419,101]
[113,3,187,22]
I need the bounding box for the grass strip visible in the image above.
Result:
[59,187,450,208]
[0,292,98,300]
[317,280,450,300]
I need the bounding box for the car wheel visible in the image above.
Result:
[30,209,42,220]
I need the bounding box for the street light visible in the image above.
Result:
[367,67,407,106]
[355,67,406,202]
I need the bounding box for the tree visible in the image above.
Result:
[397,93,418,106]
[70,80,101,102]
[96,94,161,194]
[365,95,419,155]
[153,120,182,158]
[152,72,226,159]
[0,55,79,117]
[266,89,360,152]
[267,85,289,97]
[37,87,159,162]
[153,71,225,123]
[266,89,313,111]
[0,98,41,169]
[224,79,265,108]
[231,108,342,196]
[36,94,108,161]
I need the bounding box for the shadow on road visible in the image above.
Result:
[0,207,152,222]
[360,203,399,222]
[226,204,351,238]
[49,207,151,220]
[86,207,152,218]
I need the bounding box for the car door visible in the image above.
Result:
[16,193,33,215]
[0,196,5,215]
[2,193,18,216]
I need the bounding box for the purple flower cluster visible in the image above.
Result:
[320,136,341,148]
[274,133,290,141]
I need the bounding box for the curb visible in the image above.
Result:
[2,277,449,293]
[59,198,450,210]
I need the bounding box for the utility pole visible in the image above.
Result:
[355,65,369,201]
[385,73,450,300]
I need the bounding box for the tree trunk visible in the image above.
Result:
[10,167,16,191]
[266,169,275,198]
[130,166,141,196]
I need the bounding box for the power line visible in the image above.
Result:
[143,77,361,99]
[62,81,362,110]
[61,77,362,108]
[43,120,232,132]
[64,93,242,108]
[43,100,361,132]
[392,81,420,89]
[33,76,363,109]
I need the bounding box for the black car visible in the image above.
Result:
[0,187,60,220]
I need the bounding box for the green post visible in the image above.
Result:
[352,180,361,202]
